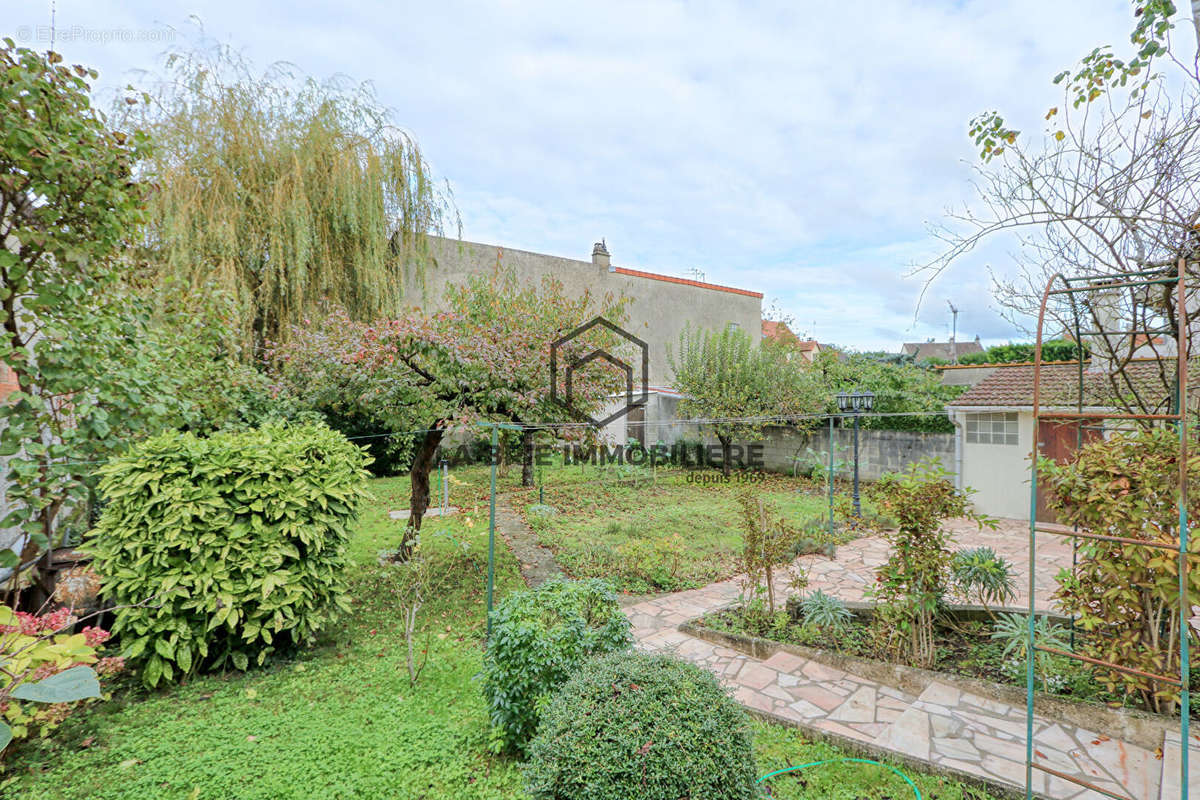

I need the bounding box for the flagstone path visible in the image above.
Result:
[624,517,1199,800]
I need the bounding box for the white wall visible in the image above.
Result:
[957,409,1034,520]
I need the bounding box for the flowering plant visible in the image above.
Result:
[0,602,122,755]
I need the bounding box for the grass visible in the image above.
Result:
[517,464,891,593]
[5,469,990,799]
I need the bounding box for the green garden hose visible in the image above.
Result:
[757,757,921,799]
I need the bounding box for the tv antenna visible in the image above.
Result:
[947,300,959,364]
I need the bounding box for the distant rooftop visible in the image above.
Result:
[901,339,983,362]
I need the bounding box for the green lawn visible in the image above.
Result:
[5,470,989,800]
[515,465,889,593]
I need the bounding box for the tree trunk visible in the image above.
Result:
[718,433,732,478]
[401,426,445,558]
[520,428,534,488]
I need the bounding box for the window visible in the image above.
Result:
[965,412,1018,445]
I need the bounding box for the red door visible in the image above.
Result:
[1035,420,1101,523]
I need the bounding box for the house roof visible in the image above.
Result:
[946,360,1179,409]
[901,340,984,361]
[613,267,763,299]
[762,319,798,343]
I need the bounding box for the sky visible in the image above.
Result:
[4,0,1179,351]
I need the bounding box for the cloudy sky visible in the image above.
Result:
[6,1,1177,350]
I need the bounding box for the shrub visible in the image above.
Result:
[1039,426,1200,713]
[524,650,757,800]
[86,421,371,687]
[616,533,685,591]
[481,579,631,754]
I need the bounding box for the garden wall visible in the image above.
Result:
[707,424,956,481]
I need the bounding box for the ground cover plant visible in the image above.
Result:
[520,465,890,594]
[5,468,998,798]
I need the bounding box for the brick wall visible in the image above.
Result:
[0,363,17,400]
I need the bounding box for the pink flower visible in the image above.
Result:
[82,626,111,647]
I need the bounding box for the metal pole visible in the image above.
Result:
[440,458,448,515]
[1176,257,1189,800]
[486,424,498,640]
[827,415,835,541]
[852,413,861,517]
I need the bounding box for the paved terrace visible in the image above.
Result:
[624,518,1199,800]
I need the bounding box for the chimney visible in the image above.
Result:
[592,239,612,271]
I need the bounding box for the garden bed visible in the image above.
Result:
[689,601,1199,748]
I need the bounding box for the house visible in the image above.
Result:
[901,337,983,363]
[945,360,1173,519]
[408,236,764,445]
[762,320,822,362]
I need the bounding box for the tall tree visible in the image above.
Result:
[124,41,458,353]
[0,43,258,582]
[669,325,822,476]
[925,1,1200,413]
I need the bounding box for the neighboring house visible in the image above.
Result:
[408,236,764,445]
[901,337,983,363]
[762,320,822,362]
[945,360,1172,520]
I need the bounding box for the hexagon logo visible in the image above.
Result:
[550,316,648,427]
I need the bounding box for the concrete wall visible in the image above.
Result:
[407,237,763,387]
[954,409,1034,519]
[696,424,955,481]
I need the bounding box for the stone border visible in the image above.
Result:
[683,610,1176,752]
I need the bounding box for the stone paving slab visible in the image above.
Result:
[624,518,1179,800]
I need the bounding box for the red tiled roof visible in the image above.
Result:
[947,361,1179,410]
[762,319,799,342]
[613,267,763,298]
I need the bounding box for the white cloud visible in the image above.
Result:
[9,0,1168,348]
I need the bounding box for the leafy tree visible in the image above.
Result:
[0,42,149,577]
[809,350,963,433]
[273,269,625,551]
[124,40,458,353]
[669,325,823,476]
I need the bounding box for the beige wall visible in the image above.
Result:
[406,237,763,387]
[955,409,1034,520]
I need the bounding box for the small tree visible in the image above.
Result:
[669,325,821,476]
[868,461,991,668]
[736,492,806,615]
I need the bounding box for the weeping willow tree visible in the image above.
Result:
[124,42,458,352]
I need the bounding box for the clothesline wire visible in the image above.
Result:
[39,410,954,467]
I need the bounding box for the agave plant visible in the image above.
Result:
[801,590,853,633]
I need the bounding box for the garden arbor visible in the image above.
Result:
[1028,257,1193,800]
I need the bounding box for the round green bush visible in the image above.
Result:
[481,578,631,754]
[86,421,371,686]
[525,650,757,800]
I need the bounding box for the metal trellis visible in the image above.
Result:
[1027,257,1191,800]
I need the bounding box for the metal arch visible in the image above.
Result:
[1026,260,1191,800]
